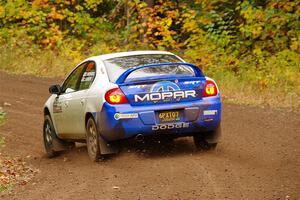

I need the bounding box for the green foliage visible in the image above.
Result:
[0,136,4,149]
[0,0,299,109]
[0,0,118,47]
[0,183,13,193]
[0,108,5,125]
[0,108,6,149]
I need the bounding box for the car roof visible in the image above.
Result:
[97,50,175,61]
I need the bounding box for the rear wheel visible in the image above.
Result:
[193,132,218,150]
[193,135,217,150]
[86,117,101,162]
[43,115,60,157]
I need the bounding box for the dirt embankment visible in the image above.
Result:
[0,72,299,200]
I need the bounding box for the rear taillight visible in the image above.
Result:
[105,88,128,104]
[203,80,218,97]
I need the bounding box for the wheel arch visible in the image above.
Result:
[85,112,95,128]
[44,107,50,116]
[43,106,60,138]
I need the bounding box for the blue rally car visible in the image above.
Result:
[43,51,221,161]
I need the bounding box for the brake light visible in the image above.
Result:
[203,80,218,97]
[105,88,128,104]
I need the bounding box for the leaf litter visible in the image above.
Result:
[0,153,39,193]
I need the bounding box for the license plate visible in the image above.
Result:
[157,110,182,123]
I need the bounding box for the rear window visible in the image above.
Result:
[103,54,194,82]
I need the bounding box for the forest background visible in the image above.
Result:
[0,0,299,109]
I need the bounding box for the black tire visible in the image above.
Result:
[86,117,101,162]
[193,134,218,151]
[43,115,60,158]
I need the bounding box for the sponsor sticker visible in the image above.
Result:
[150,81,180,92]
[114,113,138,120]
[133,81,198,103]
[81,72,95,82]
[128,85,147,89]
[86,62,94,72]
[53,100,62,113]
[134,90,196,102]
[203,110,218,115]
[183,80,201,85]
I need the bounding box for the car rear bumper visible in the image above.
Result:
[97,95,221,142]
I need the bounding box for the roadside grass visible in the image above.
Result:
[0,108,5,124]
[0,183,13,193]
[211,73,300,111]
[0,43,74,77]
[0,108,5,148]
[0,108,8,193]
[0,137,4,150]
[0,43,299,111]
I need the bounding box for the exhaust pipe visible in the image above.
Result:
[135,134,144,142]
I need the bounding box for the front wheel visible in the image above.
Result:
[86,117,101,162]
[43,115,59,157]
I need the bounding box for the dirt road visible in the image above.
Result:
[0,72,299,200]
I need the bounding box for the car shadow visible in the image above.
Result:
[117,137,212,159]
[41,137,216,163]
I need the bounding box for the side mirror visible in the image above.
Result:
[49,84,61,95]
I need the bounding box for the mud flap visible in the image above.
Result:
[98,135,118,155]
[52,138,67,151]
[205,124,222,144]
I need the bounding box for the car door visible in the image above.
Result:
[64,61,97,137]
[52,62,87,135]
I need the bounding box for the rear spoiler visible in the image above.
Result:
[115,62,204,84]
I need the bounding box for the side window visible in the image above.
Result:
[61,63,86,93]
[78,62,96,91]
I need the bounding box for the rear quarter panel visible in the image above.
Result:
[84,59,118,124]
